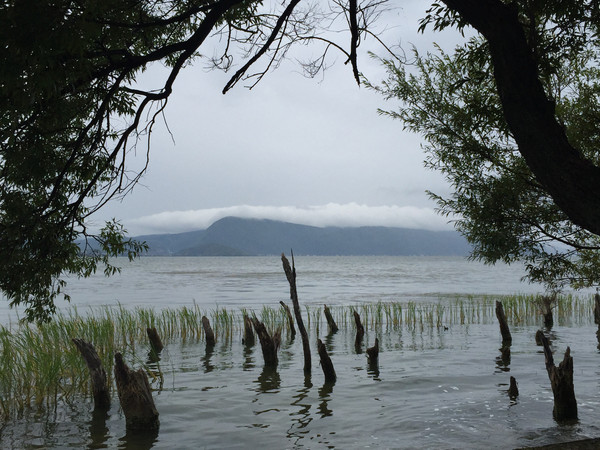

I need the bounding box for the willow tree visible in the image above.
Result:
[369,2,600,290]
[0,0,387,321]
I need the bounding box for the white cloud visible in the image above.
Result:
[127,203,455,235]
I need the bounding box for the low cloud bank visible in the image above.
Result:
[127,203,455,235]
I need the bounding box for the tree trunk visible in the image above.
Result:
[243,313,255,346]
[146,327,164,353]
[279,300,296,336]
[251,316,281,368]
[323,304,338,333]
[317,339,336,383]
[282,252,311,374]
[353,310,365,350]
[202,315,216,346]
[442,0,600,237]
[72,338,110,410]
[495,301,512,345]
[114,352,159,431]
[538,333,578,421]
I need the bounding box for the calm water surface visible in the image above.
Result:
[1,256,599,449]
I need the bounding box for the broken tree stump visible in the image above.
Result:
[146,327,164,353]
[243,313,255,346]
[537,294,555,329]
[508,376,519,399]
[538,333,578,421]
[202,316,216,346]
[594,293,600,325]
[282,252,311,374]
[495,301,512,345]
[353,310,365,349]
[114,352,159,431]
[251,316,281,368]
[317,339,336,383]
[323,304,339,333]
[72,338,110,410]
[535,329,545,346]
[279,300,296,337]
[366,338,379,364]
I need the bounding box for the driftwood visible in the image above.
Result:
[323,304,339,333]
[495,301,512,345]
[279,300,296,337]
[243,313,255,346]
[114,352,159,431]
[317,339,336,383]
[366,338,379,364]
[538,333,578,421]
[202,316,216,346]
[508,376,519,399]
[251,316,281,367]
[282,252,311,374]
[146,327,164,353]
[353,310,365,350]
[72,339,110,410]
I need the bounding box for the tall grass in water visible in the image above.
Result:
[0,293,594,417]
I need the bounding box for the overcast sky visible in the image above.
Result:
[91,1,469,236]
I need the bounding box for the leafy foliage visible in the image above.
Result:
[368,2,600,291]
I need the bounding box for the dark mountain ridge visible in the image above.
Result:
[137,216,471,256]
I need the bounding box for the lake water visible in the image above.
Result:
[1,256,599,449]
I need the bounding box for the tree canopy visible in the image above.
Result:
[370,1,600,290]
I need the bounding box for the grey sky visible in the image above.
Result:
[92,2,467,236]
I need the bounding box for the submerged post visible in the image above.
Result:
[495,301,512,345]
[114,353,159,431]
[279,300,297,337]
[282,252,311,374]
[317,339,336,383]
[72,339,110,410]
[202,316,216,347]
[243,313,255,346]
[146,327,164,353]
[353,310,365,349]
[538,333,578,421]
[323,304,339,333]
[366,338,379,365]
[508,376,519,399]
[251,316,281,368]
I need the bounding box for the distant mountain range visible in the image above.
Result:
[134,216,471,256]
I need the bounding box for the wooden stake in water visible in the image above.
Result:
[495,301,512,345]
[317,339,336,383]
[282,252,311,374]
[323,304,339,333]
[243,313,255,346]
[72,338,110,410]
[279,301,297,337]
[508,376,519,399]
[251,316,281,368]
[353,310,365,351]
[146,327,164,353]
[366,338,379,365]
[202,316,216,347]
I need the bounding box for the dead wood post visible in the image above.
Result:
[202,316,216,347]
[72,339,110,410]
[537,294,555,329]
[114,353,159,431]
[508,376,519,399]
[538,333,578,421]
[495,301,512,345]
[317,339,336,383]
[279,300,296,337]
[535,329,545,346]
[594,293,600,325]
[353,310,365,350]
[146,327,164,353]
[243,313,255,346]
[366,338,379,365]
[282,252,311,374]
[251,316,281,368]
[323,304,339,333]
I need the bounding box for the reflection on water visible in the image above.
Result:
[255,366,281,393]
[118,427,159,450]
[88,409,109,449]
[202,343,215,373]
[318,381,334,418]
[287,376,313,444]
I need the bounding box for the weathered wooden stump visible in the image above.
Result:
[317,339,336,383]
[353,310,365,350]
[323,304,339,333]
[243,313,255,346]
[146,327,164,353]
[508,376,519,399]
[535,329,545,346]
[495,301,512,345]
[251,316,281,368]
[114,352,159,431]
[537,295,555,329]
[282,252,311,374]
[202,315,216,346]
[366,338,379,364]
[500,344,511,365]
[594,293,600,325]
[538,333,578,421]
[279,300,297,337]
[72,338,110,410]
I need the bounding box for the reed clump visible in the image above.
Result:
[0,293,594,417]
